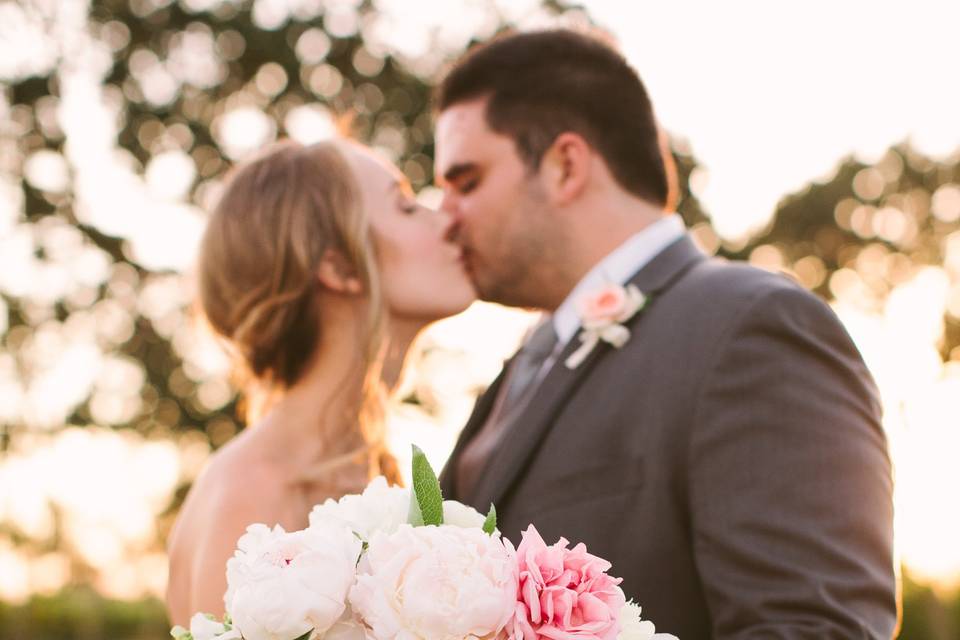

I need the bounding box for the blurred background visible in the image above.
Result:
[1,0,958,638]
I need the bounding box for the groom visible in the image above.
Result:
[434,30,897,639]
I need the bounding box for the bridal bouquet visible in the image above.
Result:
[171,447,676,640]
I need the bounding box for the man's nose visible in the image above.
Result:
[439,188,461,218]
[441,212,460,243]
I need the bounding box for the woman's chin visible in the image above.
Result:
[432,296,476,322]
[390,293,476,327]
[428,282,478,321]
[452,287,479,316]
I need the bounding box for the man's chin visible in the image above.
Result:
[468,262,532,307]
[473,278,523,308]
[467,269,497,303]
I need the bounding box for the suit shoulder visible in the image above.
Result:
[654,257,840,347]
[682,257,815,307]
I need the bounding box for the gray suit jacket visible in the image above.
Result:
[440,235,897,639]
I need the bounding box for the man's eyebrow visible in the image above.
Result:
[441,162,477,185]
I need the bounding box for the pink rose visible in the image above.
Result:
[508,525,625,640]
[577,285,628,327]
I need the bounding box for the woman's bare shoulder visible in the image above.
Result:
[166,434,286,623]
[173,435,283,542]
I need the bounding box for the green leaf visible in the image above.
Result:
[482,504,497,535]
[408,445,444,527]
[169,627,192,640]
[408,490,424,526]
[293,631,313,640]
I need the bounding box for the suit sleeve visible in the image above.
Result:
[688,285,898,639]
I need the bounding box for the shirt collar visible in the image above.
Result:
[551,214,686,346]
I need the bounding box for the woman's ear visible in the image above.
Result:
[316,249,363,295]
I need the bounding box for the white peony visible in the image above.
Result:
[441,499,488,529]
[188,613,241,640]
[224,522,362,640]
[323,613,367,640]
[349,524,517,640]
[618,601,679,640]
[308,476,490,540]
[308,476,409,541]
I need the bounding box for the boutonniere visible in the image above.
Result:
[565,283,648,369]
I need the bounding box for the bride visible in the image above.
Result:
[165,139,475,625]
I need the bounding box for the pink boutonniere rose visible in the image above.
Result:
[566,283,647,369]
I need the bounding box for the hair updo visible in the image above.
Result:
[197,139,398,483]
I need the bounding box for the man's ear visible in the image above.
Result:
[316,249,363,295]
[540,132,591,205]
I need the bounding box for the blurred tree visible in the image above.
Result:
[899,572,960,640]
[731,145,960,360]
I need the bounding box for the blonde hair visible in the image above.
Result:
[197,139,399,483]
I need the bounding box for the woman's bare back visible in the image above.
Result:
[165,428,370,626]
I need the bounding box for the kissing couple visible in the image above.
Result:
[168,29,898,639]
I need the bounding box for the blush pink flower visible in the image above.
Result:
[578,285,628,327]
[566,284,647,368]
[507,525,626,640]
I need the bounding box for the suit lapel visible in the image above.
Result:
[467,234,706,511]
[466,327,612,510]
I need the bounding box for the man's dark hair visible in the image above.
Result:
[436,29,674,208]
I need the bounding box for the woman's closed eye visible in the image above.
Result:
[397,195,418,214]
[391,179,419,214]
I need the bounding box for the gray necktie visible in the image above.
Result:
[500,320,559,415]
[453,319,559,500]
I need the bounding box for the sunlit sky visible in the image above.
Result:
[1,0,959,604]
[578,0,960,239]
